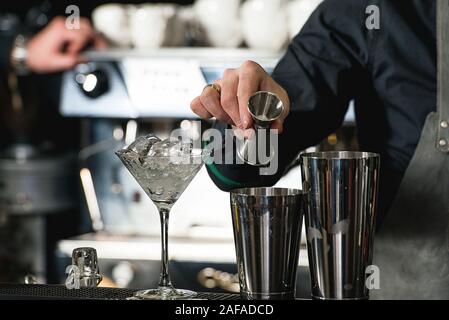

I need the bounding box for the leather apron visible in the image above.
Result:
[372,0,449,300]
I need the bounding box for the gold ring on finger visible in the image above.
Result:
[203,83,222,95]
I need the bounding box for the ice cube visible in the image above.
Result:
[127,134,160,156]
[148,138,182,157]
[149,186,164,196]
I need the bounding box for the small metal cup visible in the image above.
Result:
[300,151,380,300]
[230,188,306,300]
[247,91,284,128]
[237,91,284,166]
[72,247,102,288]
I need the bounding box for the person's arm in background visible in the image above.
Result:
[191,0,372,191]
[3,16,105,74]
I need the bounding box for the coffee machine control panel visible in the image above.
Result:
[59,48,282,119]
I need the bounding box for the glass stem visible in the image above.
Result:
[158,208,172,288]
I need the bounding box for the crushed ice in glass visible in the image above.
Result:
[116,135,205,211]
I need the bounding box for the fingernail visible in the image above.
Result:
[242,119,249,129]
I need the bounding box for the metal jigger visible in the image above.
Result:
[237,91,284,166]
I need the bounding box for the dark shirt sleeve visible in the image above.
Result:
[207,0,371,191]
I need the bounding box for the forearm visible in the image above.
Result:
[205,107,345,192]
[205,121,286,192]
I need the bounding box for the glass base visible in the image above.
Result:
[129,287,198,300]
[240,291,295,300]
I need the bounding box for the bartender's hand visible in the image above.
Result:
[26,17,107,73]
[191,61,290,132]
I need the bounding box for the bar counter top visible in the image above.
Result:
[0,283,239,300]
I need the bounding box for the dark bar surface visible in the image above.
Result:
[0,283,239,300]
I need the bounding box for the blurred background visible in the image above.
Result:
[0,0,356,296]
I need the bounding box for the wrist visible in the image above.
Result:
[10,34,29,75]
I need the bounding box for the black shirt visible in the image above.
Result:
[207,0,437,216]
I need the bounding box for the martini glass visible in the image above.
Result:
[116,147,207,300]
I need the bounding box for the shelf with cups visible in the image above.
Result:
[92,0,323,56]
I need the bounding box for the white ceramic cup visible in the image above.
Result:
[92,4,132,47]
[241,0,289,51]
[194,0,242,47]
[129,4,185,49]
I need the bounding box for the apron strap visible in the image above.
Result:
[437,0,449,152]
